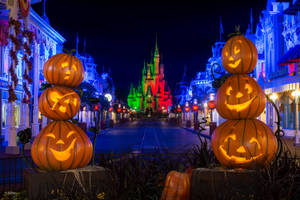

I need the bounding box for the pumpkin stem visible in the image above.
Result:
[63,48,77,56]
[228,25,242,38]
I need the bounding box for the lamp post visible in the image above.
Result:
[292,90,300,146]
[193,99,199,130]
[270,93,278,132]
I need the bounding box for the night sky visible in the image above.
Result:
[32,0,268,101]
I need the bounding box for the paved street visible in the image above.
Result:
[93,120,202,154]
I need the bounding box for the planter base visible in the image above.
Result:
[191,167,257,200]
[24,166,112,200]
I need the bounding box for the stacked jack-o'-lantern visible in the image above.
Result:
[31,53,93,171]
[212,35,278,169]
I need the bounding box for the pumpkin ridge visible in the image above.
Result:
[237,75,241,119]
[51,54,65,85]
[252,119,258,157]
[47,121,58,171]
[63,121,76,169]
[244,37,254,73]
[68,56,78,87]
[74,124,89,167]
[45,88,59,120]
[45,88,64,120]
[64,121,79,168]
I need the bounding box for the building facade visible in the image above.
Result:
[252,0,300,138]
[127,40,172,113]
[0,4,65,152]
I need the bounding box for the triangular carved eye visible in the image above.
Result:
[224,134,236,143]
[245,83,253,94]
[46,133,56,139]
[67,131,76,138]
[234,46,240,54]
[249,137,261,149]
[226,86,233,96]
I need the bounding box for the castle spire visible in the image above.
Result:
[154,33,159,57]
[219,17,224,41]
[76,32,79,55]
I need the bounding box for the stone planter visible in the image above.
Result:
[190,168,257,200]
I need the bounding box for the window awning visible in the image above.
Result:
[279,44,300,65]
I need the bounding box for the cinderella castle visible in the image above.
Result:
[127,39,172,113]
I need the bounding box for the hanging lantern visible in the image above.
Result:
[185,107,190,112]
[207,100,216,109]
[192,105,198,111]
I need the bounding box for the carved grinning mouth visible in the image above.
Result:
[219,145,262,163]
[49,138,77,161]
[225,96,255,112]
[228,59,241,68]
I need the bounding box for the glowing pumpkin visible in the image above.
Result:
[222,35,257,74]
[211,119,277,169]
[31,121,93,171]
[39,86,80,120]
[43,53,84,87]
[160,170,191,200]
[216,74,266,119]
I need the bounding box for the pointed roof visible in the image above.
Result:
[154,34,159,57]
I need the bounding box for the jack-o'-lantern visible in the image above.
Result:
[216,74,266,119]
[43,53,84,87]
[222,35,257,74]
[211,119,277,169]
[31,121,93,171]
[39,86,80,120]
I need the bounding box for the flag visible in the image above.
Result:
[76,33,79,54]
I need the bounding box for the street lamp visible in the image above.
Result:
[292,90,300,146]
[270,93,278,132]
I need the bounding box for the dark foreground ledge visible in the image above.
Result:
[24,166,111,200]
[191,168,258,200]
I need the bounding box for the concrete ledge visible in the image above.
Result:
[5,146,20,155]
[24,166,112,200]
[190,168,257,200]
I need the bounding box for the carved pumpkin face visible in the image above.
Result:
[31,121,93,171]
[43,53,84,87]
[39,86,80,120]
[222,35,257,74]
[211,119,277,169]
[216,74,266,119]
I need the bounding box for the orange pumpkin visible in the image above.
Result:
[222,35,257,74]
[211,119,277,169]
[43,53,84,87]
[31,121,93,171]
[160,170,191,200]
[39,86,80,120]
[216,74,266,119]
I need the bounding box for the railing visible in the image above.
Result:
[0,155,33,193]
